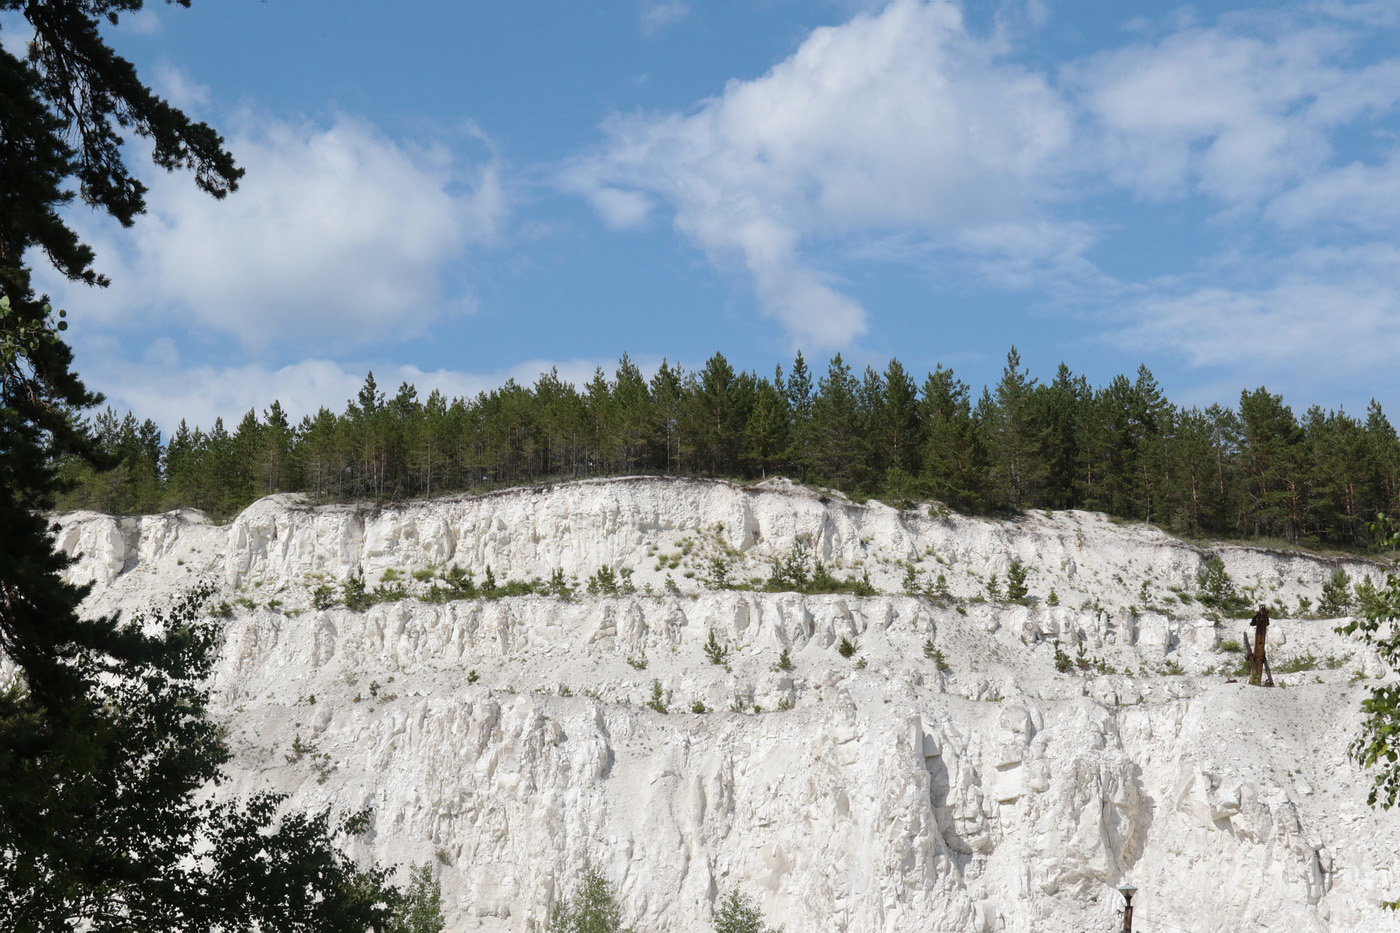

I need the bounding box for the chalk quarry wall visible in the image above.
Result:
[51,476,1400,932]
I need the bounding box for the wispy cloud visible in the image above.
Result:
[1106,244,1400,405]
[641,2,690,36]
[1267,149,1400,232]
[1066,17,1400,208]
[152,63,210,113]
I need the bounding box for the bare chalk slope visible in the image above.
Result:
[52,477,1400,932]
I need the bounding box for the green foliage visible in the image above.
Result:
[766,538,815,592]
[427,564,477,601]
[762,538,876,596]
[1046,587,1059,607]
[1053,641,1073,673]
[343,569,372,611]
[1273,652,1349,674]
[335,567,413,611]
[1006,560,1030,602]
[837,636,858,659]
[714,889,782,933]
[704,631,730,667]
[0,588,393,927]
[1340,527,1400,809]
[548,568,575,599]
[772,649,794,672]
[0,297,67,368]
[389,864,446,933]
[923,640,950,671]
[285,732,333,781]
[1197,554,1248,611]
[588,565,621,596]
[0,6,401,923]
[706,556,734,589]
[1356,575,1382,612]
[692,700,708,714]
[25,311,1400,561]
[1320,568,1353,617]
[1217,639,1244,653]
[645,679,669,714]
[985,572,1002,601]
[546,865,630,933]
[1074,644,1115,675]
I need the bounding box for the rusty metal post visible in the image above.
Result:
[1118,883,1137,933]
[1249,605,1270,687]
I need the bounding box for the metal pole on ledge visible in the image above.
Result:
[1117,882,1137,933]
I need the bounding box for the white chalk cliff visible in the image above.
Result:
[50,476,1400,931]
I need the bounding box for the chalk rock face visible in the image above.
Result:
[51,477,1400,932]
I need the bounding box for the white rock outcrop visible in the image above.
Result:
[51,476,1400,931]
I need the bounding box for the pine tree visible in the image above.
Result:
[650,360,684,473]
[257,400,295,494]
[408,389,450,496]
[1205,403,1245,535]
[919,365,984,511]
[809,354,865,489]
[1363,401,1400,542]
[584,367,619,473]
[1303,406,1367,545]
[1036,363,1089,511]
[161,419,196,510]
[742,377,792,478]
[613,354,655,473]
[784,351,815,471]
[1159,407,1216,534]
[872,357,922,492]
[0,3,395,922]
[298,406,350,500]
[1239,386,1305,541]
[535,367,585,478]
[986,347,1048,509]
[683,352,751,476]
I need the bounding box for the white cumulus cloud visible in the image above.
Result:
[565,0,1072,350]
[39,114,506,354]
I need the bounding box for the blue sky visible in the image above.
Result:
[14,0,1400,429]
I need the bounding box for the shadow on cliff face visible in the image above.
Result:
[925,744,976,872]
[1115,759,1153,877]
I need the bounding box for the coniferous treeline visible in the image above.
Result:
[57,348,1400,550]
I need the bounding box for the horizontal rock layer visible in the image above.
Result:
[51,476,1400,932]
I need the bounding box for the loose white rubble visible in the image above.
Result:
[50,476,1400,931]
